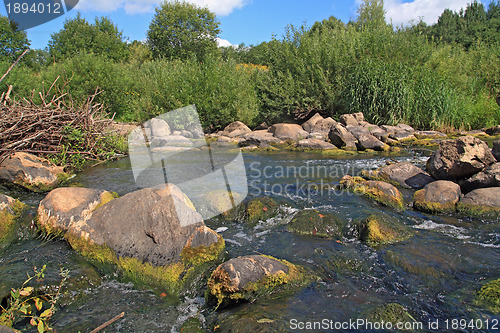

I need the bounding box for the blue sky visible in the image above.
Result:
[0,0,492,49]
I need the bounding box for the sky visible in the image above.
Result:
[0,0,493,50]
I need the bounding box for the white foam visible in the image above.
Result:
[413,220,470,239]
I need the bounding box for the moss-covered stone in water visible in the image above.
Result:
[0,199,28,249]
[456,202,500,218]
[287,210,343,239]
[179,317,205,333]
[340,176,405,210]
[476,278,500,314]
[244,197,279,226]
[384,250,444,278]
[366,303,416,327]
[358,214,413,246]
[201,190,243,221]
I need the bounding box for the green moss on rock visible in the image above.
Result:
[244,197,279,226]
[366,303,416,327]
[179,317,205,333]
[476,278,500,314]
[287,210,343,239]
[0,199,28,249]
[341,176,405,210]
[384,250,444,278]
[358,214,414,246]
[456,202,500,218]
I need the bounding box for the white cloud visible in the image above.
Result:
[75,0,247,16]
[216,37,237,47]
[384,0,472,26]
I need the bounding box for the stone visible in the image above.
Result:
[207,255,306,306]
[222,121,251,137]
[311,117,336,135]
[0,152,66,192]
[287,210,343,238]
[413,181,461,214]
[390,131,416,142]
[340,176,405,210]
[364,124,388,140]
[37,187,117,236]
[493,140,500,162]
[346,125,370,137]
[365,162,434,189]
[0,193,27,249]
[396,123,415,133]
[457,187,500,217]
[150,118,171,137]
[339,113,362,127]
[427,136,496,180]
[296,139,337,150]
[380,125,400,136]
[240,130,284,147]
[180,130,193,138]
[255,122,269,130]
[355,133,388,151]
[460,162,500,193]
[0,325,16,333]
[328,123,358,150]
[414,131,447,139]
[150,135,193,148]
[357,214,413,246]
[476,278,500,314]
[187,124,205,139]
[301,113,324,132]
[269,123,308,141]
[244,197,280,226]
[485,125,500,136]
[365,303,416,326]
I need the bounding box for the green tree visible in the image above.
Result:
[0,15,30,62]
[356,0,388,30]
[147,1,220,60]
[48,13,128,62]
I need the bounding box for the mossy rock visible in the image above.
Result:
[287,210,343,239]
[357,214,414,247]
[340,176,405,210]
[244,197,279,226]
[365,303,417,328]
[179,317,205,333]
[383,250,444,278]
[456,188,500,218]
[200,190,244,221]
[476,278,500,314]
[0,195,28,250]
[65,228,225,297]
[413,181,461,214]
[206,255,311,308]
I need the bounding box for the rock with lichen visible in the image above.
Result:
[287,210,343,239]
[476,278,500,314]
[0,193,27,250]
[357,214,414,246]
[456,187,500,217]
[413,181,461,214]
[362,162,433,190]
[340,176,405,210]
[244,197,279,226]
[206,255,310,307]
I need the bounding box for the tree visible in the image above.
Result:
[147,1,220,60]
[309,16,346,35]
[48,13,128,62]
[356,0,388,31]
[0,15,30,62]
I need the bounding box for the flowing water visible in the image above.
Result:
[1,150,499,332]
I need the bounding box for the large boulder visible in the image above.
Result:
[460,162,500,193]
[355,133,388,151]
[0,152,66,192]
[287,210,343,238]
[457,187,500,217]
[357,214,414,246]
[362,124,387,140]
[222,121,252,138]
[207,255,307,306]
[61,184,224,294]
[0,194,27,249]
[310,117,336,135]
[301,113,324,132]
[328,123,358,150]
[485,125,500,136]
[363,162,434,189]
[150,118,171,137]
[244,197,280,226]
[413,181,461,214]
[493,140,500,162]
[339,113,364,126]
[240,130,284,147]
[37,187,118,236]
[297,139,337,150]
[340,176,405,210]
[269,124,308,141]
[427,136,496,180]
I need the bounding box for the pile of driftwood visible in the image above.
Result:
[0,78,115,165]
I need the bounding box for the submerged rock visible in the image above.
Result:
[0,152,67,192]
[37,187,118,236]
[269,124,308,141]
[427,136,496,180]
[340,176,405,210]
[413,181,461,214]
[244,197,279,226]
[460,162,500,193]
[357,214,413,246]
[457,187,500,217]
[0,194,27,249]
[207,255,308,306]
[328,123,358,150]
[287,210,343,239]
[476,278,500,314]
[363,162,433,189]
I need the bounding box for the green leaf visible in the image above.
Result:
[37,320,44,333]
[34,298,43,311]
[20,287,34,296]
[40,309,52,318]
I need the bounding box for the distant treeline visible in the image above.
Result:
[0,0,499,131]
